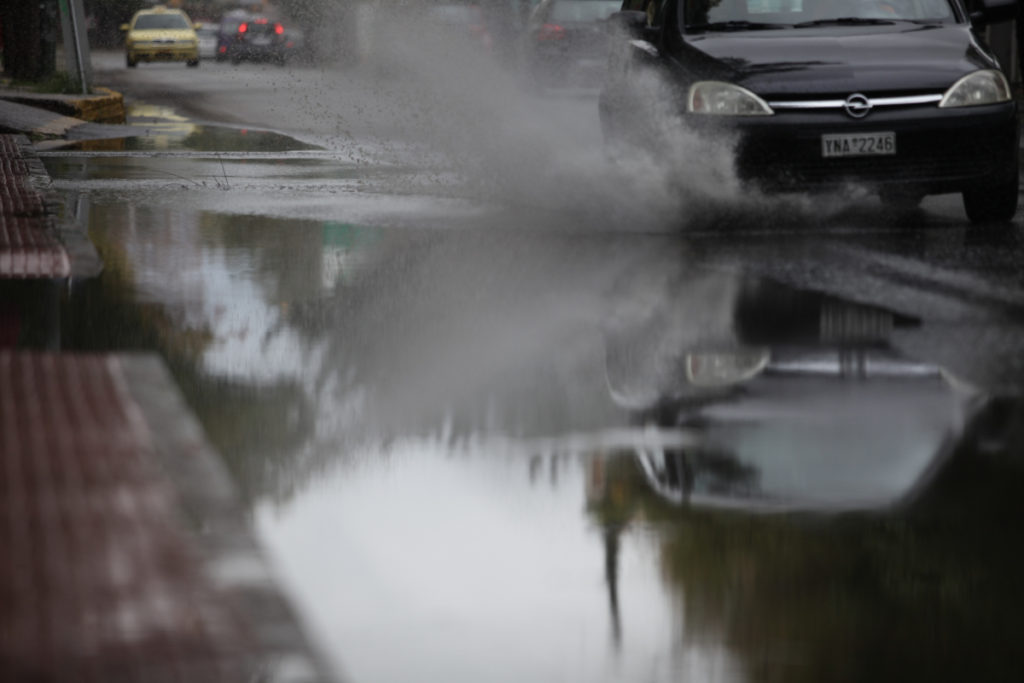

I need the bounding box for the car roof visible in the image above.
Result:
[134,5,188,17]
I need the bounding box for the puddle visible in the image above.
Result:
[58,103,321,153]
[38,147,1024,683]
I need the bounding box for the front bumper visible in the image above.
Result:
[128,46,198,62]
[228,41,289,61]
[720,101,1019,194]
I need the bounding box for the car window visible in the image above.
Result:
[133,13,191,30]
[219,13,250,33]
[682,0,955,27]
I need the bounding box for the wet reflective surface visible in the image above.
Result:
[40,114,1024,682]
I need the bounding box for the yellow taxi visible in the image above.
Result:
[121,6,200,68]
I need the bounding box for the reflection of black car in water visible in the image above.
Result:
[604,272,984,512]
[599,0,1020,223]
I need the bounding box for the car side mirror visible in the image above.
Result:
[607,10,649,36]
[119,23,129,31]
[970,0,1017,27]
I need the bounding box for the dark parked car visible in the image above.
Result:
[217,11,292,64]
[522,0,620,87]
[214,10,248,61]
[599,0,1020,223]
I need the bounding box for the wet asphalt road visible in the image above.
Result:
[36,48,1024,682]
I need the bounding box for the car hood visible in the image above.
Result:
[129,29,196,41]
[682,24,996,97]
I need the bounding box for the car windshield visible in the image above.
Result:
[682,0,956,29]
[550,0,621,22]
[133,13,191,30]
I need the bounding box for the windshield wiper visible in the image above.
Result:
[686,20,789,31]
[793,17,895,27]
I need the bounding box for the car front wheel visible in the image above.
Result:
[963,172,1019,225]
[126,54,137,68]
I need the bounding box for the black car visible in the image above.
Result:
[214,10,248,61]
[599,0,1020,223]
[521,0,621,87]
[218,11,292,64]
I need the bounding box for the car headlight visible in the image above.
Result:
[939,69,1012,108]
[687,81,774,116]
[685,349,771,386]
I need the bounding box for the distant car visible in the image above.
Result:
[223,14,292,65]
[121,5,199,68]
[425,4,494,52]
[281,26,310,63]
[599,0,1020,223]
[195,23,218,60]
[521,0,620,87]
[214,10,250,62]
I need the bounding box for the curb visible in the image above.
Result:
[0,87,126,125]
[71,87,126,124]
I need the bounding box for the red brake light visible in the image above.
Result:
[275,23,284,35]
[238,22,247,33]
[537,23,565,40]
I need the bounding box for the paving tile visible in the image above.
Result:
[0,134,72,279]
[0,352,257,682]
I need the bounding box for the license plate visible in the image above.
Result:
[821,132,896,158]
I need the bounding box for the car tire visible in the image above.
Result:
[963,173,1019,225]
[187,58,200,67]
[126,55,137,68]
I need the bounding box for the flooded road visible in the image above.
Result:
[36,64,1024,681]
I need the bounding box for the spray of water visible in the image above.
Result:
[324,2,769,231]
[266,3,854,456]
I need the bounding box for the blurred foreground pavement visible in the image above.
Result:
[0,129,337,682]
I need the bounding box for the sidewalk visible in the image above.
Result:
[0,85,151,149]
[0,134,75,279]
[0,130,336,680]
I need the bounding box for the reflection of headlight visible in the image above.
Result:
[939,69,1011,108]
[687,81,774,116]
[686,348,771,386]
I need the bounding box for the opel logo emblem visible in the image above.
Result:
[843,93,872,119]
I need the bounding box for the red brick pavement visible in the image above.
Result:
[0,135,71,279]
[0,352,255,682]
[0,136,331,683]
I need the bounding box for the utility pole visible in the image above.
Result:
[58,0,92,93]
